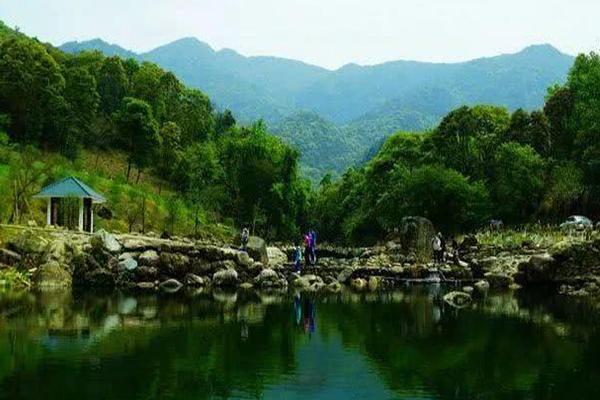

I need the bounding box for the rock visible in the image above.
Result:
[212,269,239,287]
[255,268,288,289]
[293,274,323,290]
[509,283,522,290]
[368,276,381,291]
[118,257,138,271]
[240,282,254,290]
[138,250,159,266]
[397,216,436,262]
[0,248,22,266]
[443,291,472,308]
[308,281,326,292]
[517,254,557,284]
[337,267,355,284]
[327,281,342,293]
[159,279,183,293]
[136,266,158,281]
[462,286,474,294]
[91,229,122,253]
[136,282,156,291]
[237,251,253,268]
[484,272,514,289]
[474,280,490,292]
[184,273,206,287]
[351,278,368,291]
[267,247,288,267]
[33,260,72,289]
[245,236,269,265]
[159,252,190,277]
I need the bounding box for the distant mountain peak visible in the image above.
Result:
[160,37,214,53]
[60,38,136,58]
[516,43,566,57]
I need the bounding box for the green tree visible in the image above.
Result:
[377,164,490,233]
[97,56,129,115]
[176,89,214,144]
[431,105,510,180]
[0,37,66,145]
[118,97,159,182]
[490,143,546,223]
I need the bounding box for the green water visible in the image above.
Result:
[0,286,599,400]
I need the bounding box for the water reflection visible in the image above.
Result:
[294,294,316,337]
[0,287,599,399]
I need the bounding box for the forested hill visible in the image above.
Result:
[0,20,311,240]
[60,37,574,179]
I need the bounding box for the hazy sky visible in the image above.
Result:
[1,0,599,69]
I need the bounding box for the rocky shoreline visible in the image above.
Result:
[1,226,600,301]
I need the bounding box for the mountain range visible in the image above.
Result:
[60,38,574,180]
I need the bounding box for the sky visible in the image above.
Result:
[1,0,599,70]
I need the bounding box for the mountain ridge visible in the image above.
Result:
[60,37,574,179]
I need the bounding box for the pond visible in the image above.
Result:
[0,286,599,400]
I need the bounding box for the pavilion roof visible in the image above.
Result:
[33,177,106,203]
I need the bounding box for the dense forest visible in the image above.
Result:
[2,20,600,245]
[0,21,310,239]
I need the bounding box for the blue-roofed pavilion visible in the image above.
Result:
[33,177,106,232]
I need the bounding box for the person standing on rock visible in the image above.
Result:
[293,244,303,273]
[304,233,312,266]
[309,229,317,264]
[241,227,249,251]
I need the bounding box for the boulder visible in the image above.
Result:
[33,260,72,289]
[462,286,474,294]
[255,268,287,289]
[517,254,557,284]
[293,274,323,290]
[443,291,472,308]
[159,278,183,293]
[159,252,190,277]
[484,272,514,289]
[267,247,288,267]
[245,236,269,265]
[136,266,158,281]
[237,252,253,268]
[91,229,122,253]
[397,216,436,262]
[474,280,490,292]
[184,273,206,287]
[119,257,138,271]
[212,269,239,287]
[337,267,355,284]
[136,282,156,291]
[351,278,368,291]
[327,281,342,293]
[368,276,381,291]
[138,250,159,266]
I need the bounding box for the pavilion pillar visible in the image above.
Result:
[78,198,84,232]
[90,205,94,233]
[46,198,51,226]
